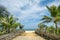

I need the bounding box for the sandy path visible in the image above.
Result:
[12,31,45,40]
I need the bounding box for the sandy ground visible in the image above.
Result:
[12,31,45,40]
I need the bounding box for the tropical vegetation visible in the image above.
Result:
[35,5,60,40]
[0,5,24,35]
[40,5,60,35]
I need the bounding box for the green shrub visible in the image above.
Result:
[0,31,2,35]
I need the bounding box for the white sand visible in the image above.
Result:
[25,31,35,33]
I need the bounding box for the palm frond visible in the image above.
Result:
[55,16,60,21]
[46,5,57,17]
[57,5,60,16]
[38,23,47,28]
[1,21,10,27]
[12,22,19,28]
[41,16,52,23]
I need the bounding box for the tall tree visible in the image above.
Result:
[0,5,23,33]
[0,5,10,33]
[41,5,60,34]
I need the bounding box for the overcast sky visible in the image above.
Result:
[0,0,60,29]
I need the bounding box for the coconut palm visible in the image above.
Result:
[0,5,23,34]
[38,23,47,33]
[5,15,20,33]
[41,5,60,34]
[0,15,21,33]
[0,5,10,33]
[1,18,10,33]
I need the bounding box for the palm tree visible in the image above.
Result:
[0,5,10,33]
[1,17,11,33]
[5,15,20,33]
[38,23,47,33]
[0,5,23,34]
[0,15,21,33]
[41,5,60,34]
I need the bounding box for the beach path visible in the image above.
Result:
[12,31,45,40]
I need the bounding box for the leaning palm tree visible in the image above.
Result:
[0,5,10,33]
[0,17,10,33]
[6,15,20,33]
[0,5,23,33]
[41,5,60,34]
[0,15,21,33]
[7,15,23,33]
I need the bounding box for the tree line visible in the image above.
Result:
[0,5,24,35]
[37,5,60,35]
